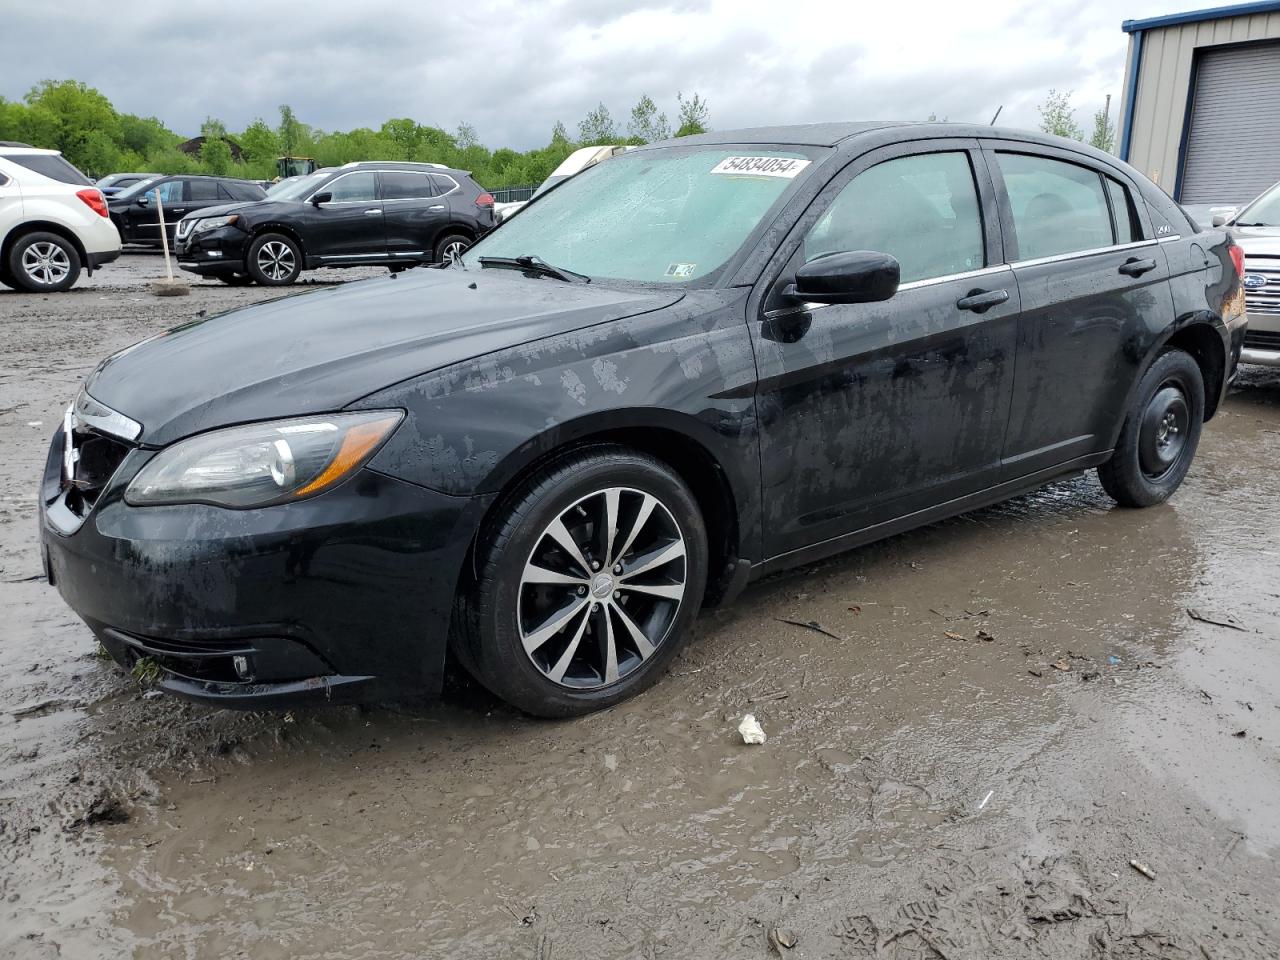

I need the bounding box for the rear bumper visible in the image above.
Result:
[39,425,488,708]
[86,248,120,271]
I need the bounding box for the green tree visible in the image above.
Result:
[550,121,572,146]
[200,116,227,140]
[1037,89,1082,140]
[578,102,616,144]
[277,104,306,155]
[1089,99,1115,153]
[239,119,280,162]
[456,122,479,151]
[23,80,122,171]
[628,94,670,143]
[200,136,232,175]
[675,91,709,137]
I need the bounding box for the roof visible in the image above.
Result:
[1122,0,1280,33]
[664,122,907,147]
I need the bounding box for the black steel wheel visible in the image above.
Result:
[1098,348,1204,507]
[460,446,707,717]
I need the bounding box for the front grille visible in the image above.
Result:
[175,218,194,240]
[1243,256,1280,316]
[58,393,138,519]
[1244,329,1280,351]
[104,629,254,684]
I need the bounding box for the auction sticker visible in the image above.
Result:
[665,262,697,278]
[710,156,811,178]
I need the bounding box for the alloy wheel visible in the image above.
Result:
[21,241,71,286]
[518,487,687,689]
[256,241,296,281]
[443,240,467,264]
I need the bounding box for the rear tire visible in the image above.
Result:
[245,233,301,285]
[1097,348,1204,507]
[434,233,470,265]
[7,232,81,293]
[461,446,707,717]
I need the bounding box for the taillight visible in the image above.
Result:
[76,188,109,218]
[475,192,494,208]
[1228,242,1245,279]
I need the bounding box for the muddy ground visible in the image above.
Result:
[1,253,1278,959]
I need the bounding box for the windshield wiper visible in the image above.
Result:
[1234,221,1271,227]
[478,254,590,283]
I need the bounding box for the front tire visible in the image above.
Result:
[1098,348,1204,507]
[216,272,253,286]
[245,233,301,285]
[7,232,81,292]
[461,447,707,717]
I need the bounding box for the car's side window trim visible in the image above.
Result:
[377,171,461,203]
[315,170,459,205]
[980,140,1158,264]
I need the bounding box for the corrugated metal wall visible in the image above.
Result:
[1119,8,1280,197]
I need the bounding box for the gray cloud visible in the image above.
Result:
[0,0,1174,148]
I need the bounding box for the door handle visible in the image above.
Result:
[956,288,1009,313]
[1119,257,1157,277]
[364,208,382,216]
[428,204,446,211]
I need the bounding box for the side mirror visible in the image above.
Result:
[785,250,900,305]
[1211,214,1227,228]
[136,195,150,206]
[311,192,332,206]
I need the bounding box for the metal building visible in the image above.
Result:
[1118,0,1280,204]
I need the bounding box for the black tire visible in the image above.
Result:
[434,233,471,265]
[7,231,81,293]
[245,232,301,285]
[216,272,254,286]
[461,446,708,717]
[1097,348,1204,507]
[0,260,14,290]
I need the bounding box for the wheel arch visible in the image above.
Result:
[1,220,88,273]
[469,412,744,606]
[247,222,309,264]
[430,222,476,254]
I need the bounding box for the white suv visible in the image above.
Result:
[0,142,121,292]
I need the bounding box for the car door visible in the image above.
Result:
[750,140,1020,559]
[180,178,225,231]
[125,177,184,243]
[305,171,385,261]
[984,144,1175,476]
[379,171,448,263]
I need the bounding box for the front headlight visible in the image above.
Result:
[125,411,403,508]
[192,214,240,235]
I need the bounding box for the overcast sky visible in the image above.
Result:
[0,0,1181,148]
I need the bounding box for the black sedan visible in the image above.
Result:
[40,122,1246,717]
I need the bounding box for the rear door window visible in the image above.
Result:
[996,153,1114,259]
[6,153,92,186]
[381,172,439,200]
[188,179,220,201]
[804,151,985,283]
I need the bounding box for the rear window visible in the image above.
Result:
[226,181,265,201]
[6,153,91,186]
[997,152,1113,260]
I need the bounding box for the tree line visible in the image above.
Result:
[0,80,712,188]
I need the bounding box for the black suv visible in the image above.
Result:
[174,162,496,285]
[107,176,266,246]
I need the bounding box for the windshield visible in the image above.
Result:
[268,169,336,201]
[1235,180,1280,226]
[112,176,161,200]
[463,145,824,284]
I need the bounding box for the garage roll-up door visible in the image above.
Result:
[1180,41,1280,204]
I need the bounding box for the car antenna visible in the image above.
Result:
[989,105,1003,126]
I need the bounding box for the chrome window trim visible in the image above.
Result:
[74,390,142,442]
[1157,234,1182,243]
[1010,238,1157,270]
[378,171,460,202]
[897,264,1008,292]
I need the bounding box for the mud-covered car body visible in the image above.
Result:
[39,122,1244,708]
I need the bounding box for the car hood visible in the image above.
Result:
[1233,228,1280,253]
[173,199,289,221]
[85,268,684,446]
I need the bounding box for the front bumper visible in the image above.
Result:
[175,224,249,276]
[39,422,486,708]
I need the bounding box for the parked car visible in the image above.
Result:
[95,172,160,197]
[1180,202,1238,230]
[1217,179,1280,366]
[0,142,120,292]
[495,145,628,223]
[107,175,266,247]
[173,161,495,285]
[40,123,1244,716]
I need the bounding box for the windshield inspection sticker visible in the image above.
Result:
[665,262,697,278]
[710,156,811,179]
